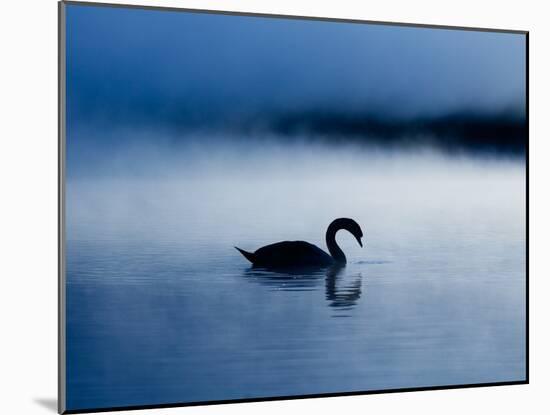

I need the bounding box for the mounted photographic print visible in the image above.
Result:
[58,1,528,413]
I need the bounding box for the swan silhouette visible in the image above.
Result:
[235,218,363,268]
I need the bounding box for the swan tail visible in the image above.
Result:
[234,247,256,264]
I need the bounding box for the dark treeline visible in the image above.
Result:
[247,110,527,156]
[70,108,527,157]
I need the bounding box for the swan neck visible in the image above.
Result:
[326,225,346,264]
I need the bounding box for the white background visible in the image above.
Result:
[0,0,545,414]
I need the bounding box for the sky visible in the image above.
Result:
[65,3,527,173]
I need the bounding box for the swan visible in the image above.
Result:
[235,218,363,268]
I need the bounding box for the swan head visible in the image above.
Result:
[329,218,364,248]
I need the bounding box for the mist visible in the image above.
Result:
[66,130,525,248]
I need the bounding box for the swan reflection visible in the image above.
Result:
[243,265,363,312]
[325,266,362,311]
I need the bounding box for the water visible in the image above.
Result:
[65,147,526,410]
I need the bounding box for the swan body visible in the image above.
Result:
[236,241,333,268]
[235,218,363,268]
